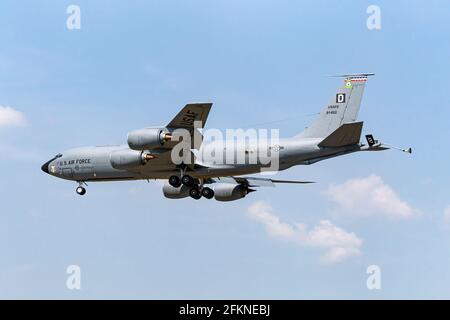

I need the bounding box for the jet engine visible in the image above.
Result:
[110,149,156,170]
[213,183,253,202]
[127,128,172,150]
[163,183,190,199]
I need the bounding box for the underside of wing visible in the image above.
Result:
[167,103,213,129]
[163,103,213,152]
[230,176,315,187]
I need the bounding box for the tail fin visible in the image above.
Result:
[298,73,373,138]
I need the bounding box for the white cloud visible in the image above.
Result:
[443,206,450,224]
[326,174,417,218]
[303,220,362,263]
[0,106,27,128]
[247,202,362,264]
[247,201,297,239]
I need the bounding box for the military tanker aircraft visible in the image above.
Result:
[41,74,411,201]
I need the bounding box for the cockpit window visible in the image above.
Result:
[55,153,63,158]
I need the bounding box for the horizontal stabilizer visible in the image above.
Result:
[318,121,363,148]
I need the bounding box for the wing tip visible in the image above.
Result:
[185,102,213,107]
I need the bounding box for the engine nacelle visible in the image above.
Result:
[213,183,250,202]
[162,183,190,199]
[127,128,171,150]
[110,149,155,170]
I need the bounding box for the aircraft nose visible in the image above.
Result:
[41,159,52,174]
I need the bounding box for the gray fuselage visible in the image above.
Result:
[41,137,361,183]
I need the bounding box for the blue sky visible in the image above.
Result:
[0,0,449,299]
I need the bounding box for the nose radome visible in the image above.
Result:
[41,160,51,174]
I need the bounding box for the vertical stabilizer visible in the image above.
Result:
[298,74,373,138]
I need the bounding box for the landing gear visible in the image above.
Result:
[174,164,195,187]
[169,173,194,188]
[181,175,195,187]
[76,181,87,196]
[188,186,214,200]
[201,187,214,199]
[189,187,202,200]
[168,175,182,188]
[76,186,86,196]
[169,168,214,200]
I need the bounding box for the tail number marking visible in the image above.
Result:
[336,93,346,103]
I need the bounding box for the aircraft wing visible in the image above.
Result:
[163,103,213,152]
[214,176,315,187]
[167,103,213,129]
